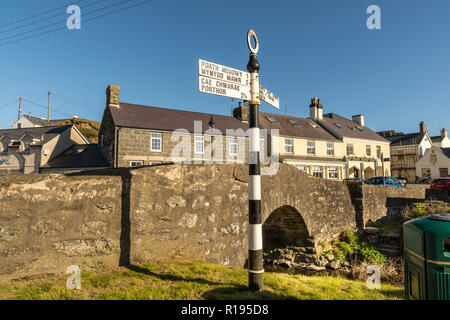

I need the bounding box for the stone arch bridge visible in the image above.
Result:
[0,164,429,281]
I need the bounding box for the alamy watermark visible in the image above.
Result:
[366,5,381,30]
[66,5,81,30]
[366,265,381,290]
[169,123,280,175]
[66,265,81,290]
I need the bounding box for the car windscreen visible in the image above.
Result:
[433,179,450,183]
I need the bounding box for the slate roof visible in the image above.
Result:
[40,144,109,169]
[319,113,389,142]
[0,125,73,145]
[382,132,424,146]
[441,147,450,158]
[431,135,444,143]
[259,112,339,141]
[109,103,249,136]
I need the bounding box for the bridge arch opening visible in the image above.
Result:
[262,205,311,252]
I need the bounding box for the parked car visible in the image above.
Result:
[430,177,450,193]
[366,176,406,188]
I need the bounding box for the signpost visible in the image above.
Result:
[198,30,279,291]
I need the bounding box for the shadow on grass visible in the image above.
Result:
[202,286,299,300]
[125,265,226,287]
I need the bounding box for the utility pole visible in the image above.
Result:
[18,97,22,121]
[47,90,51,126]
[246,30,264,291]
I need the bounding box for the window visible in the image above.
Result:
[328,167,339,179]
[296,165,306,172]
[439,168,449,177]
[229,138,238,156]
[346,144,354,155]
[288,119,300,127]
[309,123,319,129]
[194,136,204,154]
[366,145,371,156]
[334,123,344,129]
[327,142,334,156]
[130,161,143,167]
[266,116,278,124]
[376,146,381,158]
[17,123,21,129]
[312,166,323,178]
[285,138,293,153]
[150,133,162,152]
[307,140,315,155]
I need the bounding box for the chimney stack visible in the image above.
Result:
[233,101,249,123]
[106,84,121,108]
[352,114,365,127]
[309,97,323,121]
[442,128,448,138]
[419,121,426,134]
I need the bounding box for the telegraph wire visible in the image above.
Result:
[0,0,107,35]
[0,0,88,30]
[0,0,135,43]
[53,93,95,112]
[21,98,73,117]
[0,99,19,110]
[0,0,153,47]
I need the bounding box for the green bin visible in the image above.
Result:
[404,214,450,300]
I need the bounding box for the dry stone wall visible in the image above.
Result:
[0,164,431,282]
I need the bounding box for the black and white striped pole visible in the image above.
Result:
[246,29,264,291]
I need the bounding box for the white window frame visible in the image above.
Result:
[285,138,293,154]
[228,138,238,156]
[194,135,204,155]
[328,166,339,180]
[312,166,323,178]
[130,160,144,167]
[366,145,371,156]
[327,142,334,156]
[296,165,306,172]
[307,140,315,155]
[150,132,162,152]
[347,144,354,156]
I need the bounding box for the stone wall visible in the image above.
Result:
[0,163,433,282]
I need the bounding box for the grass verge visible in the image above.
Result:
[0,260,404,300]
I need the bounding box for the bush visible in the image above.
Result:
[410,203,427,218]
[328,231,386,266]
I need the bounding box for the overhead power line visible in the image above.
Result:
[21,97,73,117]
[0,0,107,36]
[0,0,134,43]
[0,0,88,30]
[0,99,19,110]
[0,0,153,47]
[53,93,95,112]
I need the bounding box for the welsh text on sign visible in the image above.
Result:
[199,75,250,100]
[199,59,250,87]
[259,85,280,109]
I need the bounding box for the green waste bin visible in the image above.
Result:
[404,213,450,300]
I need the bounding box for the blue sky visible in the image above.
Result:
[0,0,449,136]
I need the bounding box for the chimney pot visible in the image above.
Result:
[309,97,323,121]
[352,114,365,127]
[106,84,121,108]
[233,102,248,123]
[442,128,448,138]
[419,121,426,134]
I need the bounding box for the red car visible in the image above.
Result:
[430,177,450,192]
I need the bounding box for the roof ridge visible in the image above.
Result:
[118,102,237,120]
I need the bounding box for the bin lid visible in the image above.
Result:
[428,214,450,222]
